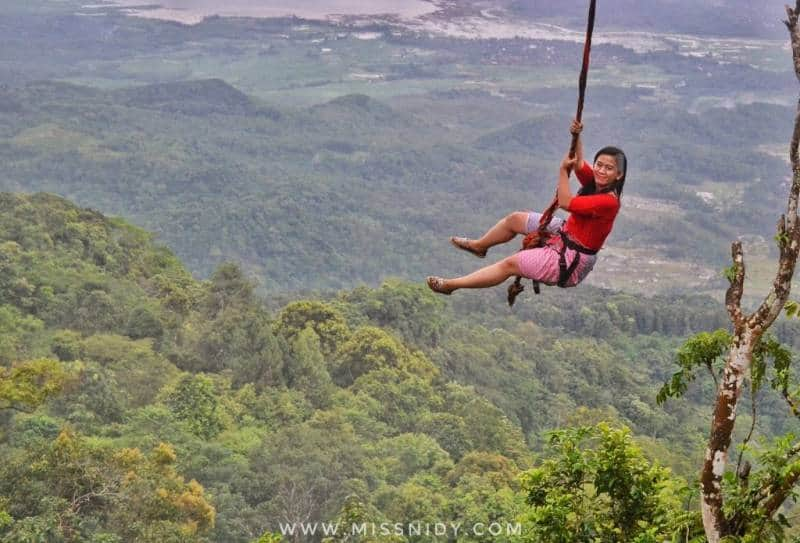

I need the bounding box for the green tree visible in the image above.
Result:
[49,362,127,428]
[440,383,529,464]
[333,326,437,387]
[0,358,69,413]
[50,329,82,362]
[518,423,697,543]
[344,280,447,347]
[176,298,285,386]
[246,412,366,538]
[166,374,225,439]
[373,477,449,539]
[274,300,351,358]
[126,304,165,341]
[658,329,800,541]
[322,495,403,543]
[203,263,256,319]
[80,333,179,407]
[446,454,524,543]
[0,305,44,365]
[285,327,335,408]
[417,412,474,461]
[366,433,454,486]
[74,288,123,333]
[0,430,215,542]
[351,367,442,431]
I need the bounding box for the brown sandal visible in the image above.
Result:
[427,276,454,295]
[450,236,486,258]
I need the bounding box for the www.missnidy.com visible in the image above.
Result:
[278,521,522,538]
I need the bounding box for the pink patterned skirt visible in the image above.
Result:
[516,212,597,287]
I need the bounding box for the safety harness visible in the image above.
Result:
[555,230,599,287]
[507,215,599,305]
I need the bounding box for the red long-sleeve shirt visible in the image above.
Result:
[562,160,620,251]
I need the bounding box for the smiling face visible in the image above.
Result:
[593,154,623,189]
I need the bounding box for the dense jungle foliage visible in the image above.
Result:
[2,193,800,542]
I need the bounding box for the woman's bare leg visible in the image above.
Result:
[471,212,530,253]
[436,255,521,293]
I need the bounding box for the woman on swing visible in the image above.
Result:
[427,120,626,295]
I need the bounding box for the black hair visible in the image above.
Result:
[576,146,627,199]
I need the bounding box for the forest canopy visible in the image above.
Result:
[0,193,798,541]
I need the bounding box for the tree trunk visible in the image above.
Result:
[699,3,800,540]
[701,329,755,541]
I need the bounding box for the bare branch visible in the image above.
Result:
[752,440,800,506]
[708,362,719,388]
[725,242,745,326]
[783,387,800,418]
[762,465,800,519]
[748,215,800,331]
[787,3,800,85]
[70,487,121,514]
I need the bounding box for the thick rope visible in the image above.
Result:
[507,0,598,306]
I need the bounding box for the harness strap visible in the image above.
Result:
[560,230,599,255]
[557,247,580,288]
[557,231,597,288]
[526,231,598,295]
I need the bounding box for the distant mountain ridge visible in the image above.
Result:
[113,78,267,116]
[0,75,792,295]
